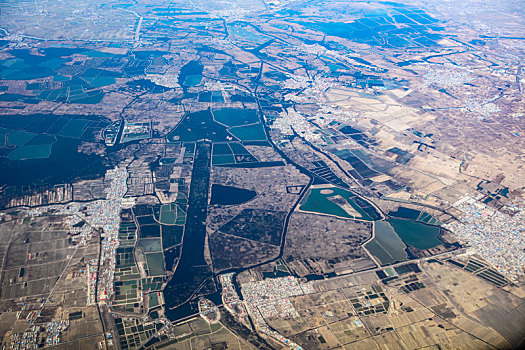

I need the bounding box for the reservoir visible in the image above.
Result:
[365,221,408,265]
[388,218,442,250]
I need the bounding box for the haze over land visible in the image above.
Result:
[0,0,524,349]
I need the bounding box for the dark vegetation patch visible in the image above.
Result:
[162,225,184,249]
[333,149,379,179]
[198,91,224,103]
[0,136,108,187]
[164,142,212,319]
[137,215,157,226]
[218,209,287,245]
[164,245,181,271]
[126,79,171,93]
[209,231,279,271]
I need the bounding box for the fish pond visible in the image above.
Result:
[389,206,443,225]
